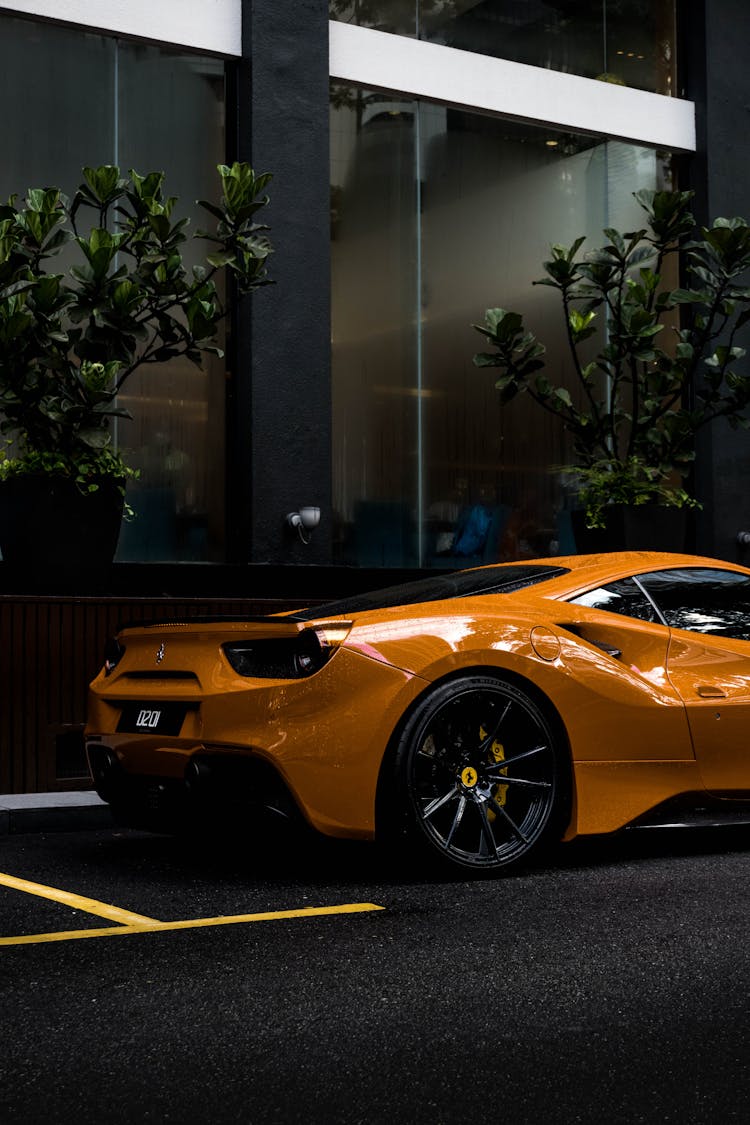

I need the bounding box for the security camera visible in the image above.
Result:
[297,506,320,530]
[286,507,321,543]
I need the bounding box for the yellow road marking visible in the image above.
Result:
[0,871,159,925]
[0,902,385,947]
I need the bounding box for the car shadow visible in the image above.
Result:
[76,817,750,891]
[551,822,750,873]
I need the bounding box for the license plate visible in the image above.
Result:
[117,703,188,736]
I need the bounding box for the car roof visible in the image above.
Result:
[536,551,750,597]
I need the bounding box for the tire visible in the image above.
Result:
[390,675,568,874]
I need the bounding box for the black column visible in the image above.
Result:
[228,0,332,566]
[684,0,750,559]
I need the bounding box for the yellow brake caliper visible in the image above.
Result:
[480,725,508,820]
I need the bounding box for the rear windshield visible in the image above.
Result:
[292,565,569,621]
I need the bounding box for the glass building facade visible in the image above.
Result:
[0,15,227,562]
[0,0,700,573]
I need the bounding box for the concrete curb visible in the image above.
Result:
[0,792,114,835]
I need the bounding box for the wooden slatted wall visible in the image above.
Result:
[0,596,296,794]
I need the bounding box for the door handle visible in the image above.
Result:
[696,685,728,699]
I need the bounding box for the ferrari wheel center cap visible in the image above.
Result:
[460,765,479,789]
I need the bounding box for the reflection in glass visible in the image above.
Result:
[115,46,226,563]
[331,90,419,565]
[571,579,657,622]
[329,0,416,35]
[330,82,673,567]
[329,1,676,96]
[639,569,750,641]
[0,15,226,562]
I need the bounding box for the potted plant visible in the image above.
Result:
[0,161,272,572]
[472,190,750,550]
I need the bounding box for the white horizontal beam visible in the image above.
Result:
[330,21,696,152]
[0,0,242,56]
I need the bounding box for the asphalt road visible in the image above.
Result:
[1,823,749,1125]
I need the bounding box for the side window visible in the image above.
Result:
[569,578,657,623]
[638,568,750,641]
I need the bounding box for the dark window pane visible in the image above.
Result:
[0,14,227,564]
[115,45,226,563]
[330,0,416,34]
[570,578,657,622]
[0,18,115,198]
[638,568,750,641]
[426,0,676,96]
[330,82,674,568]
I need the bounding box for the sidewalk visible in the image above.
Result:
[0,791,113,835]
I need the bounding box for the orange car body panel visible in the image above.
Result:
[86,552,750,840]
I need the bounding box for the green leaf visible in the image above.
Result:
[670,288,703,304]
[197,199,227,222]
[569,308,597,342]
[472,352,501,368]
[206,249,236,268]
[82,165,124,205]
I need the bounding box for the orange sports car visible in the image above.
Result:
[86,552,750,873]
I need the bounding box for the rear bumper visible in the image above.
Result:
[87,742,301,832]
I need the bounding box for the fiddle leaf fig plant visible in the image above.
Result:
[0,162,272,494]
[473,190,750,527]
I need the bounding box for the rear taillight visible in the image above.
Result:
[103,636,125,676]
[223,622,351,680]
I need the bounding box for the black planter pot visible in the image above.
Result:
[0,474,124,577]
[571,504,687,554]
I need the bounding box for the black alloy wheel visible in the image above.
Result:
[395,675,567,873]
